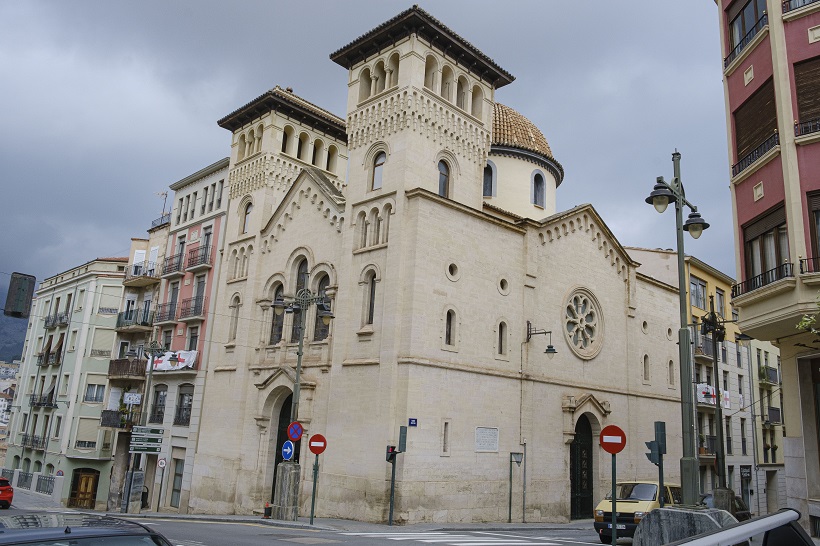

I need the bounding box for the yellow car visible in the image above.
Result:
[593,481,682,543]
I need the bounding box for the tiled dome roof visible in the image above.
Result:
[492,103,554,160]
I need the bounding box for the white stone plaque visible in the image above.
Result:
[475,427,499,452]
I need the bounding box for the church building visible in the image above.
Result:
[189,6,685,523]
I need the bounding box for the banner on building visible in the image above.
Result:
[152,350,197,371]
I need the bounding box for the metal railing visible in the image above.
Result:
[783,0,820,11]
[149,404,165,424]
[724,13,768,68]
[162,253,185,276]
[731,262,794,297]
[29,394,57,408]
[108,358,146,378]
[100,409,141,428]
[75,440,96,449]
[21,434,46,450]
[701,434,718,455]
[35,354,46,366]
[116,308,154,329]
[44,312,69,328]
[795,117,820,137]
[799,256,820,273]
[187,246,212,269]
[178,296,207,320]
[173,406,191,426]
[759,365,779,384]
[766,406,782,424]
[36,475,55,495]
[89,349,111,358]
[124,261,159,282]
[1,469,13,481]
[151,213,170,229]
[732,131,779,177]
[155,302,177,323]
[17,472,32,490]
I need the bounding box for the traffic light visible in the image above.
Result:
[386,445,397,463]
[645,440,660,466]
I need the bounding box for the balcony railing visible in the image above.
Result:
[17,471,32,490]
[783,0,820,12]
[724,13,768,68]
[732,131,779,177]
[89,349,111,358]
[155,303,177,323]
[29,394,57,408]
[108,358,146,379]
[36,475,55,495]
[100,409,141,429]
[116,308,154,329]
[21,434,47,450]
[759,365,779,385]
[701,434,718,456]
[151,213,170,229]
[173,406,192,426]
[44,312,70,328]
[799,256,820,273]
[178,296,207,321]
[149,404,165,424]
[1,469,13,481]
[187,246,212,270]
[731,262,794,297]
[695,335,716,360]
[75,440,96,449]
[124,261,160,285]
[162,253,185,276]
[35,354,46,366]
[795,117,820,137]
[765,406,782,424]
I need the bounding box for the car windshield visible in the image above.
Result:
[606,483,658,501]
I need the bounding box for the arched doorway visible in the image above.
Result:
[68,468,100,508]
[270,394,301,502]
[570,414,594,519]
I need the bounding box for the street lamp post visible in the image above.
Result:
[645,151,709,506]
[271,277,333,521]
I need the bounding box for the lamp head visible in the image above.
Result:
[683,210,709,239]
[272,297,286,316]
[545,344,557,359]
[645,178,676,214]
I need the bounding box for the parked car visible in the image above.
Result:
[700,492,752,521]
[0,512,173,545]
[0,478,12,509]
[594,481,683,543]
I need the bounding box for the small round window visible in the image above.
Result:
[446,262,460,282]
[498,277,510,296]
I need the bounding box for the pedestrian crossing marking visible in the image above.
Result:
[341,531,560,545]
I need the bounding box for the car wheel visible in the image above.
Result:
[1,502,9,509]
[598,534,611,544]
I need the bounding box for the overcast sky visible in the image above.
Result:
[0,0,733,291]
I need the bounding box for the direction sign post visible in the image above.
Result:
[308,434,327,525]
[600,425,626,546]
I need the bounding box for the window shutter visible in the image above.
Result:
[98,285,121,311]
[149,246,159,265]
[76,418,99,442]
[91,328,116,353]
[795,57,820,122]
[742,205,786,242]
[133,249,146,264]
[734,78,776,160]
[807,191,820,212]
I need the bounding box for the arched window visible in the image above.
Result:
[291,259,309,342]
[456,76,468,110]
[438,161,450,198]
[668,360,675,385]
[297,132,309,161]
[372,152,386,190]
[237,134,247,161]
[440,66,455,102]
[359,67,372,102]
[255,124,263,153]
[281,126,292,154]
[229,295,241,342]
[313,275,331,341]
[388,52,400,88]
[369,208,380,246]
[374,61,386,94]
[242,203,253,234]
[247,130,255,157]
[532,172,545,208]
[357,211,368,249]
[498,321,507,355]
[483,163,495,197]
[445,309,456,346]
[150,385,167,423]
[424,56,438,90]
[471,85,483,118]
[381,203,392,245]
[643,355,650,381]
[270,285,284,345]
[365,270,377,326]
[313,139,324,167]
[326,145,338,173]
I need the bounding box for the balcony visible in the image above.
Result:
[173,406,191,426]
[161,253,185,278]
[731,262,794,298]
[178,296,206,322]
[35,353,46,366]
[100,409,141,429]
[186,246,212,272]
[148,404,165,424]
[123,261,161,287]
[154,303,177,325]
[115,308,154,332]
[699,434,718,458]
[107,358,146,380]
[724,13,768,68]
[795,117,820,138]
[764,406,782,424]
[44,312,69,329]
[759,365,779,386]
[731,131,779,177]
[21,434,47,450]
[694,335,716,364]
[783,0,820,12]
[696,383,718,410]
[151,213,170,229]
[28,394,57,408]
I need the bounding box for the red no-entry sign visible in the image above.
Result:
[309,434,327,455]
[600,425,626,455]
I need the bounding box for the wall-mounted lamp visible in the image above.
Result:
[526,321,557,358]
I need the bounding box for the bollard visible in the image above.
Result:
[263,502,272,519]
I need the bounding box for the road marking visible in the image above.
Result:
[341,532,559,545]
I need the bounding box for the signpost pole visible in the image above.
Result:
[388,456,396,526]
[157,466,164,512]
[310,453,319,525]
[611,453,617,546]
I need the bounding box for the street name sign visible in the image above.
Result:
[129,445,162,454]
[132,426,164,435]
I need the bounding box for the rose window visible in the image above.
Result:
[564,289,603,359]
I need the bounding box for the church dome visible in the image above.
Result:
[492,103,555,161]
